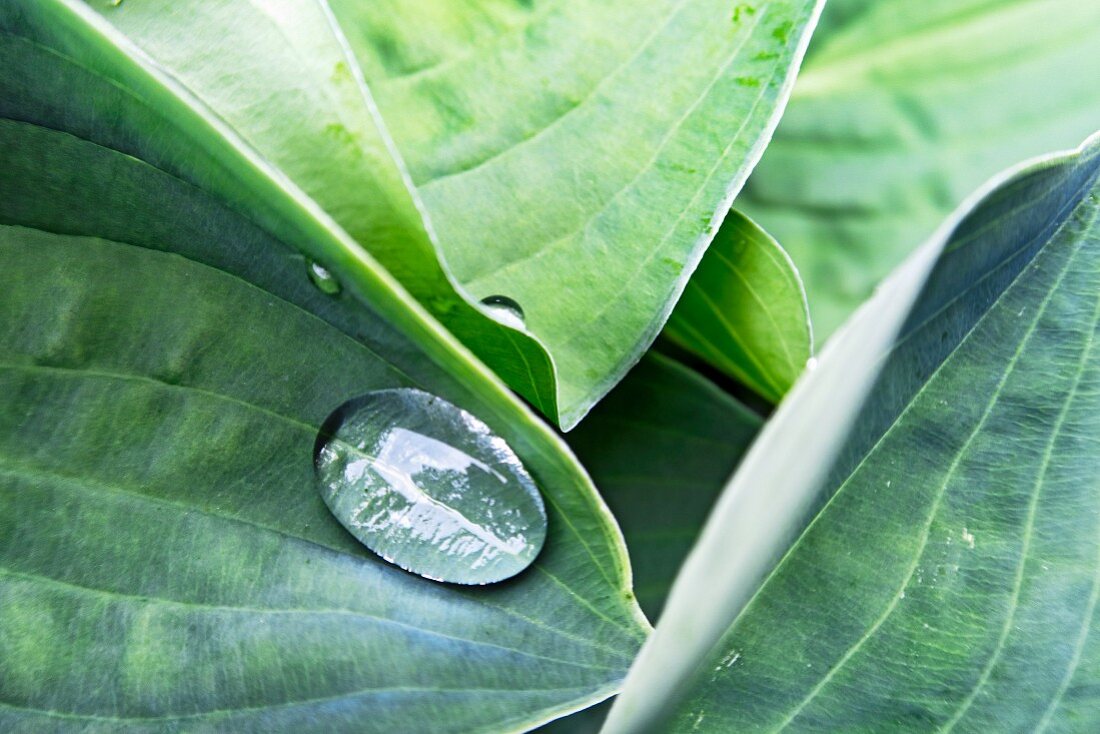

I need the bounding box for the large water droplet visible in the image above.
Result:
[480,295,525,330]
[314,388,547,584]
[307,260,341,295]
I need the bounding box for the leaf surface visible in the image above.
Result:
[535,355,761,734]
[740,0,1100,339]
[567,354,762,621]
[0,7,647,731]
[607,132,1100,731]
[82,0,561,418]
[664,211,811,402]
[108,0,823,427]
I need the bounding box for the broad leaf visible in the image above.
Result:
[86,0,826,428]
[607,132,1100,730]
[537,355,762,733]
[80,0,560,419]
[740,0,1100,339]
[664,211,812,403]
[568,354,762,620]
[0,9,648,732]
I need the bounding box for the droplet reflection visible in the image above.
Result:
[307,260,341,295]
[314,388,547,584]
[480,295,526,330]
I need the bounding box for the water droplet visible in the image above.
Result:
[314,388,547,584]
[480,295,526,330]
[805,357,819,371]
[962,527,975,549]
[307,260,341,295]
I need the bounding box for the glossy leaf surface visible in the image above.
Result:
[609,133,1100,731]
[741,0,1100,339]
[0,7,647,731]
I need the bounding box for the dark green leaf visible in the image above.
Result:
[568,354,762,620]
[0,10,647,731]
[536,355,762,733]
[608,132,1100,731]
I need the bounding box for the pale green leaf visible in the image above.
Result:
[664,210,812,403]
[740,0,1100,339]
[268,0,823,426]
[607,132,1100,731]
[81,0,561,418]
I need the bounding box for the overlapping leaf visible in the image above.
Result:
[88,0,825,427]
[741,0,1100,339]
[0,6,647,731]
[607,133,1100,731]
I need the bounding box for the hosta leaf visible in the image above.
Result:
[80,0,559,419]
[536,355,762,734]
[316,0,824,426]
[607,132,1100,731]
[0,8,647,732]
[568,354,762,621]
[740,0,1100,339]
[663,211,812,403]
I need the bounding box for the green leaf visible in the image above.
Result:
[567,354,762,620]
[740,0,1100,339]
[79,0,560,420]
[0,10,648,732]
[535,355,762,734]
[606,132,1100,731]
[86,0,826,427]
[663,210,812,403]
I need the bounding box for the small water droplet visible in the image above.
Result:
[314,388,547,584]
[307,260,341,295]
[806,357,819,371]
[962,527,975,549]
[480,295,526,330]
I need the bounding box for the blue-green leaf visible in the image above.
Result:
[608,132,1100,731]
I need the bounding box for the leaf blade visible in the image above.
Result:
[607,132,1100,731]
[741,0,1100,339]
[0,10,648,731]
[664,210,812,402]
